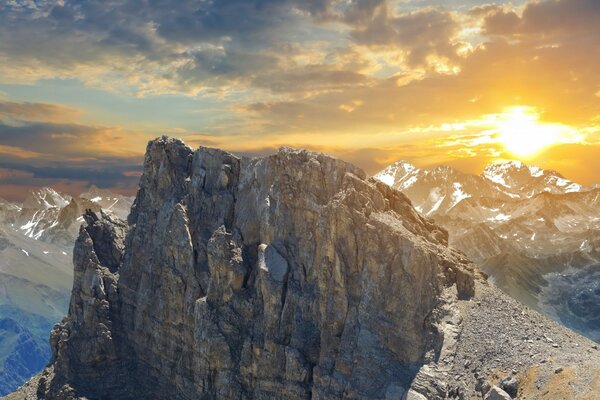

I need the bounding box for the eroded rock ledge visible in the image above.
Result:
[21,137,478,399]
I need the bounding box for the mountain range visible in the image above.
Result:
[0,188,133,396]
[375,160,600,342]
[6,137,600,400]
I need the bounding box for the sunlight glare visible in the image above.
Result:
[496,106,577,158]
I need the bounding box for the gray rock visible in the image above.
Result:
[26,137,476,400]
[484,385,512,400]
[49,209,127,395]
[403,389,428,400]
[500,375,518,398]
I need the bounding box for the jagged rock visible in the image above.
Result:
[500,375,518,397]
[484,385,512,400]
[49,209,127,395]
[403,389,428,400]
[15,137,476,400]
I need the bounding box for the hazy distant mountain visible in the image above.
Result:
[375,160,600,342]
[80,185,134,220]
[0,188,134,396]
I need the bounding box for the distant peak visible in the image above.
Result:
[431,164,456,173]
[376,160,417,173]
[22,186,71,209]
[484,160,526,171]
[374,160,419,186]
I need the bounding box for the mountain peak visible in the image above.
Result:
[482,161,583,196]
[374,158,589,218]
[373,160,419,187]
[22,138,478,399]
[22,187,71,210]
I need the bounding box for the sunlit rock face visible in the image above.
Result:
[39,137,475,399]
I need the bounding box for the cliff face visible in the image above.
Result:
[36,137,476,399]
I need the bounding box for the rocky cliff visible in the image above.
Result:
[6,137,600,400]
[0,187,134,396]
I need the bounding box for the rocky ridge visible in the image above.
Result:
[7,137,478,399]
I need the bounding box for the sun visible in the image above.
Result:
[495,106,577,158]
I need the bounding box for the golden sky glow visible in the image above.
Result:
[0,0,599,200]
[495,107,582,158]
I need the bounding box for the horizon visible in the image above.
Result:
[1,137,596,203]
[1,0,599,199]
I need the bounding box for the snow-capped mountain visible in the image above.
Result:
[22,187,70,210]
[375,161,510,216]
[375,160,589,217]
[375,160,600,342]
[11,187,132,247]
[80,185,133,219]
[482,161,583,198]
[0,187,134,395]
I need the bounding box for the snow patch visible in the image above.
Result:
[376,173,395,186]
[426,188,445,215]
[488,213,511,222]
[374,161,418,189]
[449,182,471,209]
[401,176,418,189]
[528,166,544,177]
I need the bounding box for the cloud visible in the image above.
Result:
[351,7,461,67]
[0,99,147,200]
[0,100,79,122]
[0,0,367,96]
[1,0,600,194]
[481,0,600,38]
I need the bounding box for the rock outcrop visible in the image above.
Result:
[48,210,126,396]
[12,137,479,399]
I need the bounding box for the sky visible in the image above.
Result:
[0,0,599,201]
